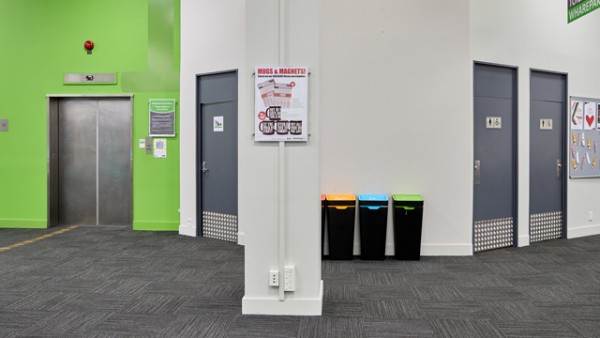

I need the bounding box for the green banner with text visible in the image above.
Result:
[569,0,600,22]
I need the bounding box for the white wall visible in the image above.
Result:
[180,0,322,316]
[180,0,600,318]
[179,0,246,237]
[320,0,473,255]
[241,0,322,315]
[471,0,600,242]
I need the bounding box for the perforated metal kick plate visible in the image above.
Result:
[203,211,238,243]
[474,217,514,252]
[530,211,562,243]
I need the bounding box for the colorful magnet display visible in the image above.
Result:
[570,97,600,178]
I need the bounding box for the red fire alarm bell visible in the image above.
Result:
[84,40,94,54]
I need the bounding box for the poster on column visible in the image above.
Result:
[570,97,600,178]
[254,66,308,142]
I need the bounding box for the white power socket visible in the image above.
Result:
[284,265,295,292]
[269,270,279,286]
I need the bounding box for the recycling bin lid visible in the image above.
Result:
[326,194,356,201]
[392,194,423,202]
[358,194,388,202]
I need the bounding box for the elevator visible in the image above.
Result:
[48,96,133,227]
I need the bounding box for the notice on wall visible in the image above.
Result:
[570,97,600,178]
[153,138,167,158]
[214,116,224,132]
[149,99,176,137]
[255,66,308,142]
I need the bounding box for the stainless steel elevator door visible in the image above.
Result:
[97,98,132,225]
[58,99,98,225]
[55,97,132,226]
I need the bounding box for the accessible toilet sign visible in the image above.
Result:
[568,0,600,23]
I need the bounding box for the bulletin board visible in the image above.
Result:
[569,96,600,178]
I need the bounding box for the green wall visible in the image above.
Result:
[0,0,181,231]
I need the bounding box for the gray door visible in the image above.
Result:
[51,97,132,226]
[473,64,517,252]
[530,71,566,242]
[197,71,238,242]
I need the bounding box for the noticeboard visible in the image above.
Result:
[569,96,600,178]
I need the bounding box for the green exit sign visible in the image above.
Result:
[568,0,600,23]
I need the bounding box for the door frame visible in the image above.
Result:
[529,68,569,239]
[195,70,238,237]
[47,94,134,227]
[472,61,519,251]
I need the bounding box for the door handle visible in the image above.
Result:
[202,161,209,174]
[556,159,562,180]
[474,160,481,185]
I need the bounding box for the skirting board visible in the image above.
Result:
[568,224,600,239]
[179,224,196,237]
[518,235,530,247]
[133,222,178,231]
[346,243,473,256]
[0,220,47,229]
[242,281,323,316]
[420,244,472,256]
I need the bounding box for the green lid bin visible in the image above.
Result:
[392,194,424,260]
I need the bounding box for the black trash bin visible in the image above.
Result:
[358,194,388,260]
[392,194,424,260]
[326,194,356,260]
[321,194,326,258]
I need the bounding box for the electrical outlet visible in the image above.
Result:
[589,211,594,222]
[284,265,295,292]
[269,270,279,286]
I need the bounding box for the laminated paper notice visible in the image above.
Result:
[153,138,167,158]
[254,66,308,142]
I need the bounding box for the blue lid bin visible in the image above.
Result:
[358,194,389,260]
[392,194,424,260]
[326,194,356,260]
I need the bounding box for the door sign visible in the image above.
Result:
[486,116,502,129]
[539,118,553,130]
[214,116,224,132]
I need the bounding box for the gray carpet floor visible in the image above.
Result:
[0,226,599,337]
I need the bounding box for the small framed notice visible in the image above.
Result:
[149,99,176,137]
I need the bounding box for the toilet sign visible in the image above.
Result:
[213,116,224,132]
[540,118,553,130]
[486,116,502,129]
